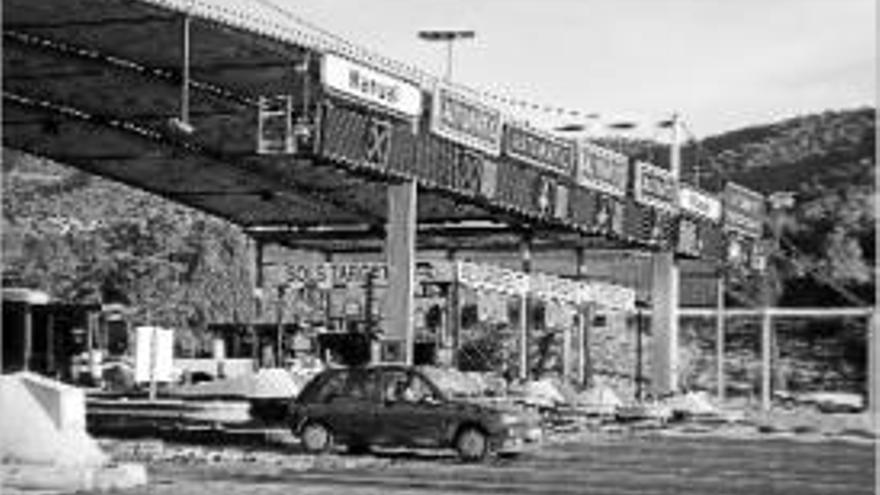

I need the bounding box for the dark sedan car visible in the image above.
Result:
[288,364,542,461]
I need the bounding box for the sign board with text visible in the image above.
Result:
[430,85,504,156]
[633,161,678,211]
[723,182,765,237]
[679,185,722,222]
[575,141,630,198]
[280,262,390,289]
[322,54,422,117]
[503,124,576,176]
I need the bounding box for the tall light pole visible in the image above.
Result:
[417,30,475,82]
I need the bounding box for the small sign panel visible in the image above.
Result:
[575,141,630,197]
[723,182,765,237]
[679,185,722,222]
[633,161,678,211]
[322,54,422,117]
[503,124,576,176]
[134,326,174,383]
[430,85,504,156]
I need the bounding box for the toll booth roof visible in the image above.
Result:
[2,288,52,305]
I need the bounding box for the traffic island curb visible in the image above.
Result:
[1,462,147,493]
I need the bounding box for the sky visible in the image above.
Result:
[261,0,876,140]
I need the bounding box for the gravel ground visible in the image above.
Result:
[92,429,875,495]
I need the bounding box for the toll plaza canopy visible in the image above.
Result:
[3,0,752,260]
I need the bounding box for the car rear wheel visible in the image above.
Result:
[301,421,334,453]
[455,426,488,462]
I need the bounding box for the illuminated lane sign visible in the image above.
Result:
[575,141,629,197]
[633,161,677,211]
[679,185,722,222]
[503,124,576,176]
[431,85,503,156]
[322,54,422,117]
[723,182,765,237]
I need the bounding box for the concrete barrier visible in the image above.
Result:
[0,372,147,492]
[0,372,106,466]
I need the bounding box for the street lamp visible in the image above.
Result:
[417,30,475,82]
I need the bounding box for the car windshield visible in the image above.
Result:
[417,366,484,399]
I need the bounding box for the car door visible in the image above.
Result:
[375,369,449,447]
[336,367,381,443]
[313,367,377,444]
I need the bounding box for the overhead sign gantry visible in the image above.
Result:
[3,0,768,391]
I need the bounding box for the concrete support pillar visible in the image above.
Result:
[385,181,417,365]
[562,308,572,381]
[650,251,679,395]
[519,238,532,381]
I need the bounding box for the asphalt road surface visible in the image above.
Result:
[109,435,875,495]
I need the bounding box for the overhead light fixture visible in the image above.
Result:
[167,117,195,136]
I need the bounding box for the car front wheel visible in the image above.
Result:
[455,426,488,462]
[301,421,334,453]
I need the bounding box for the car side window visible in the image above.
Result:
[345,369,380,402]
[406,374,436,403]
[381,370,410,402]
[314,370,348,403]
[381,370,437,403]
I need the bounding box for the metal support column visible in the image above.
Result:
[869,310,878,421]
[252,238,264,369]
[716,274,726,401]
[760,310,772,411]
[519,237,533,381]
[444,249,460,367]
[23,304,33,372]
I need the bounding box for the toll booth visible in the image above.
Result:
[2,288,53,374]
[2,288,132,382]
